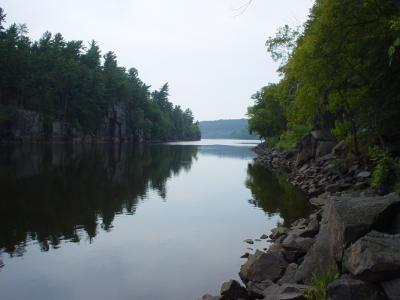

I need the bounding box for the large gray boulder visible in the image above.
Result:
[220,280,248,300]
[239,250,288,284]
[246,280,274,298]
[343,231,400,282]
[295,193,400,283]
[381,278,400,300]
[262,283,308,300]
[282,234,315,253]
[278,263,298,284]
[326,275,386,300]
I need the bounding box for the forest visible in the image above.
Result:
[0,8,201,142]
[248,0,400,189]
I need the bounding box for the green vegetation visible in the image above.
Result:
[369,146,400,191]
[248,0,400,157]
[199,119,258,139]
[304,270,339,300]
[0,7,200,141]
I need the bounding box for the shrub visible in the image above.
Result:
[304,270,339,300]
[369,146,400,190]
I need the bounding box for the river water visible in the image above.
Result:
[0,139,309,300]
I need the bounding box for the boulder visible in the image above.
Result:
[278,263,298,284]
[263,283,308,300]
[294,222,338,283]
[281,234,315,254]
[239,250,288,284]
[311,130,333,141]
[246,280,274,298]
[269,227,289,241]
[381,278,400,300]
[296,134,314,166]
[295,194,400,283]
[315,141,336,159]
[309,195,328,207]
[393,212,400,234]
[244,239,254,245]
[260,234,269,239]
[325,184,342,193]
[357,171,371,178]
[332,140,347,157]
[344,231,400,282]
[326,275,386,300]
[220,280,248,300]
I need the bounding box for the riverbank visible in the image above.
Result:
[200,135,400,300]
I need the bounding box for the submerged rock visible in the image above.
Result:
[244,239,254,245]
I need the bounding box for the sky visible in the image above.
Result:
[2,0,314,121]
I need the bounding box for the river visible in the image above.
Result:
[0,139,310,300]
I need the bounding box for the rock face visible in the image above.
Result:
[326,275,386,300]
[11,109,45,141]
[295,130,336,166]
[239,250,288,284]
[5,105,141,143]
[344,231,400,282]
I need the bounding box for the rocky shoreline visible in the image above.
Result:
[199,133,400,300]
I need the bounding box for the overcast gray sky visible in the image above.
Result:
[2,0,313,121]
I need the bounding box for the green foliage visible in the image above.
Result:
[248,84,287,140]
[249,0,400,157]
[369,146,400,189]
[275,124,311,150]
[0,8,200,142]
[304,270,339,300]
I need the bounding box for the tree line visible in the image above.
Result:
[0,8,200,141]
[248,0,400,188]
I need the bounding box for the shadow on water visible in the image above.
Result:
[0,143,198,259]
[246,163,312,226]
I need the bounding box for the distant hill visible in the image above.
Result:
[198,119,258,139]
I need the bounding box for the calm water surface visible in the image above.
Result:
[0,139,309,300]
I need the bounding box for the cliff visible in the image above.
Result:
[2,104,142,143]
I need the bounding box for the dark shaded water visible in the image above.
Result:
[0,140,310,300]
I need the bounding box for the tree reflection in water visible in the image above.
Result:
[246,163,312,226]
[0,143,198,258]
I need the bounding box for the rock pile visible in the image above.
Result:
[200,193,400,300]
[199,137,400,300]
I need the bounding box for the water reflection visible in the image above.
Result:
[0,144,198,258]
[198,145,255,159]
[246,163,311,226]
